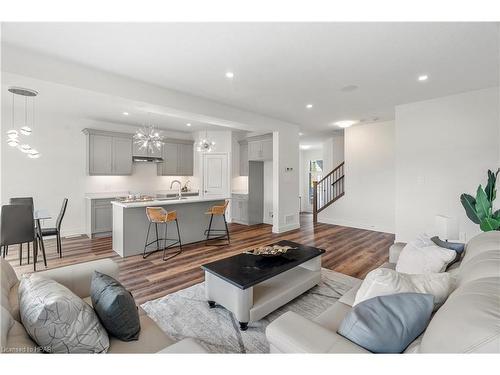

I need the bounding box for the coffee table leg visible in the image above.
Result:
[239,322,248,331]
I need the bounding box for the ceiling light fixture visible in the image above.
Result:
[334,120,357,128]
[418,74,429,82]
[197,129,215,153]
[186,123,192,127]
[225,71,234,79]
[300,145,312,150]
[306,104,313,109]
[133,114,164,152]
[123,112,129,116]
[298,132,304,136]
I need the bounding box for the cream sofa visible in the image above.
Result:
[0,258,206,353]
[266,231,500,353]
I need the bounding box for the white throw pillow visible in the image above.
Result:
[396,234,456,274]
[19,274,109,353]
[354,268,453,310]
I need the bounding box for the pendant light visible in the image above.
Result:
[196,129,215,152]
[133,113,164,153]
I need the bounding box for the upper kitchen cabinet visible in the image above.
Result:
[132,139,162,158]
[239,140,249,176]
[157,138,194,176]
[83,129,133,176]
[247,134,273,161]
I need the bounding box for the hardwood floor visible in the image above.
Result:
[5,214,394,305]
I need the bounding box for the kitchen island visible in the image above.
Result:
[112,196,228,257]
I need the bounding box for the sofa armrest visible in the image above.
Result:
[389,242,406,264]
[266,311,369,353]
[36,259,119,298]
[157,338,208,353]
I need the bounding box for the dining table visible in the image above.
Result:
[33,209,50,270]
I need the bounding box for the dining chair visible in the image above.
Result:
[39,198,68,258]
[1,204,36,268]
[8,197,34,264]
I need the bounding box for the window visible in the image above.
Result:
[309,160,323,204]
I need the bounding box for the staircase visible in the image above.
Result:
[313,162,345,223]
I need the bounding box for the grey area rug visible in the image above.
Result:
[141,269,358,353]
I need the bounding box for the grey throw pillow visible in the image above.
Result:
[338,293,433,353]
[18,274,109,353]
[90,272,140,341]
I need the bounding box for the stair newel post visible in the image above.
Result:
[313,180,318,224]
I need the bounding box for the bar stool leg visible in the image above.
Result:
[155,223,160,252]
[19,243,23,266]
[163,219,182,261]
[143,222,152,258]
[223,214,230,244]
[175,219,183,252]
[205,214,214,245]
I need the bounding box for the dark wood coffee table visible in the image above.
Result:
[201,240,325,330]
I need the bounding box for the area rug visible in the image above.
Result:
[141,268,358,353]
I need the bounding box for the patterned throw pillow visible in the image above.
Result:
[18,274,109,353]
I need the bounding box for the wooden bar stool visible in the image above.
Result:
[143,207,182,261]
[204,200,230,246]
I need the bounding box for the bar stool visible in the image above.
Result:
[204,200,230,246]
[143,207,182,261]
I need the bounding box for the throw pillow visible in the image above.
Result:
[90,271,140,341]
[396,234,456,274]
[354,268,453,310]
[18,274,109,353]
[338,293,434,353]
[1,305,14,349]
[430,236,465,254]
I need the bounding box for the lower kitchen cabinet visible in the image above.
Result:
[86,198,114,238]
[231,194,249,225]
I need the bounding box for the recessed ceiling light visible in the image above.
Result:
[418,75,429,82]
[334,120,357,128]
[298,132,304,136]
[306,104,313,109]
[225,71,234,79]
[300,145,311,150]
[122,112,129,116]
[186,123,192,127]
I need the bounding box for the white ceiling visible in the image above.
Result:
[1,22,499,144]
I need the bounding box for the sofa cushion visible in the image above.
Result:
[420,277,500,353]
[462,231,500,266]
[90,271,140,341]
[4,319,38,353]
[107,313,174,353]
[458,250,500,286]
[338,293,434,353]
[8,282,20,322]
[1,305,14,349]
[354,268,453,310]
[1,258,19,316]
[19,273,109,353]
[313,301,351,332]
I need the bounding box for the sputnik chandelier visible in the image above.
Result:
[6,87,41,159]
[133,117,164,152]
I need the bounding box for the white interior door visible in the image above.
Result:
[203,153,229,198]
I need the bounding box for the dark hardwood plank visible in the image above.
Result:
[5,214,394,305]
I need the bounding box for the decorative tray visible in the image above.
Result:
[245,245,296,257]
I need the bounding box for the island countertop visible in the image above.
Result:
[111,195,229,208]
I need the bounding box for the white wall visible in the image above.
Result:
[318,121,396,233]
[322,131,344,173]
[263,160,273,224]
[299,148,323,212]
[395,87,500,243]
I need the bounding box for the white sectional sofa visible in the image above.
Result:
[266,231,500,353]
[1,258,206,353]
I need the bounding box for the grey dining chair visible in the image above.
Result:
[40,198,68,258]
[8,197,35,264]
[1,204,36,268]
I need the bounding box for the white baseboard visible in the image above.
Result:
[318,216,395,234]
[272,222,300,234]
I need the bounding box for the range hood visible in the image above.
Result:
[132,156,164,163]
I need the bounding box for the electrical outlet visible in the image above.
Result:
[269,211,273,218]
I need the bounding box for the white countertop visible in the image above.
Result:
[85,190,199,200]
[111,195,228,208]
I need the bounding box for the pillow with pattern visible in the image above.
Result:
[18,273,109,353]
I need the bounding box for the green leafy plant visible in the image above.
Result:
[460,169,500,231]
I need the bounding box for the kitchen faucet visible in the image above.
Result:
[170,180,182,199]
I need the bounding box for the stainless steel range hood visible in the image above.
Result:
[132,156,164,163]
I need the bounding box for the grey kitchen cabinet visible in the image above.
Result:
[247,135,273,161]
[239,141,249,176]
[231,194,249,225]
[157,139,194,176]
[89,198,113,237]
[83,129,133,176]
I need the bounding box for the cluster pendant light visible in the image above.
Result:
[133,115,164,152]
[6,87,40,159]
[196,129,215,153]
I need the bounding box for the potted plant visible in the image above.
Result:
[460,169,500,231]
